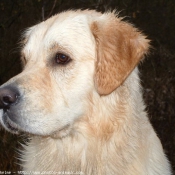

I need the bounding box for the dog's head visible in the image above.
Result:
[0,10,149,137]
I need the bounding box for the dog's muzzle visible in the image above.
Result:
[0,85,21,134]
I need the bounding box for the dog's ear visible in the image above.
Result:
[91,13,150,95]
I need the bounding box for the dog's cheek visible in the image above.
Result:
[53,62,94,120]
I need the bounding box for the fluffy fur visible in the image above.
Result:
[0,10,171,175]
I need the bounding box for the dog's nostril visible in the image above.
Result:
[2,95,17,105]
[0,87,19,109]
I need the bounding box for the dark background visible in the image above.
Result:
[0,0,175,174]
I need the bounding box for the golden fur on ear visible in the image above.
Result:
[91,13,150,95]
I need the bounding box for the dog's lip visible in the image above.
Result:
[2,112,20,134]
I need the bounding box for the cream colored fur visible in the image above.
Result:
[0,10,171,175]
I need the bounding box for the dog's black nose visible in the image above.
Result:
[0,87,19,109]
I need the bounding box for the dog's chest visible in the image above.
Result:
[20,135,148,175]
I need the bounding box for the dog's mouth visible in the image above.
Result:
[0,108,73,138]
[2,111,20,134]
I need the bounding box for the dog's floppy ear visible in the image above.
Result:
[91,13,150,95]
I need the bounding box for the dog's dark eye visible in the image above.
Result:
[55,53,70,64]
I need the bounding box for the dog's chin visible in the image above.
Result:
[50,124,72,139]
[1,112,20,134]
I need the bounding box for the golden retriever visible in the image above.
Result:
[0,10,171,175]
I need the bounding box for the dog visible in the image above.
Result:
[0,10,171,175]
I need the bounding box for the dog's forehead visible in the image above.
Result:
[23,11,96,58]
[44,14,92,47]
